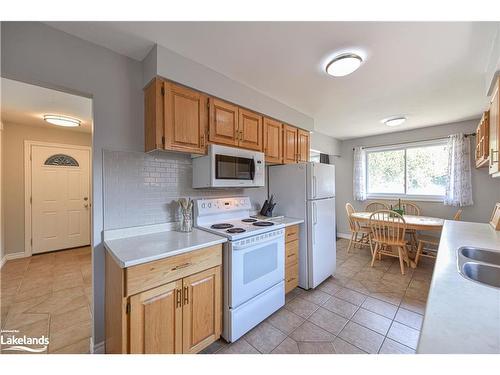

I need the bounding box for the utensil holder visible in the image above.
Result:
[179,210,193,232]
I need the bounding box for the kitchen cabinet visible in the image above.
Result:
[475,111,489,168]
[105,244,222,354]
[489,77,500,176]
[263,117,283,164]
[284,225,299,294]
[208,98,239,147]
[283,124,298,164]
[144,78,207,154]
[238,109,263,151]
[297,129,310,162]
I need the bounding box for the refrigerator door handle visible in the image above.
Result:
[312,202,317,244]
[313,175,317,198]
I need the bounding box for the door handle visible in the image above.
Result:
[84,203,89,208]
[183,286,189,305]
[313,176,317,198]
[176,289,182,308]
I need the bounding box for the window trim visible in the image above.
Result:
[365,138,448,202]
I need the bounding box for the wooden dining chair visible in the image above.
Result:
[365,201,390,212]
[415,208,464,266]
[345,203,373,254]
[401,201,420,249]
[369,210,410,275]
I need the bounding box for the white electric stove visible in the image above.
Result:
[194,197,285,342]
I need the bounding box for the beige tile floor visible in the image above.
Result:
[203,238,434,354]
[0,246,92,354]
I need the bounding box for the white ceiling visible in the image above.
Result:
[1,78,93,133]
[46,22,499,139]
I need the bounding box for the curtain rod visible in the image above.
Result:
[352,132,476,151]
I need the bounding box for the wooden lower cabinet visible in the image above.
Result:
[105,245,222,354]
[284,225,300,293]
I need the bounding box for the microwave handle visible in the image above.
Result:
[250,159,256,179]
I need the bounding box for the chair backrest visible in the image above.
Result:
[453,209,463,221]
[369,210,407,244]
[402,201,421,216]
[345,203,359,231]
[365,201,389,212]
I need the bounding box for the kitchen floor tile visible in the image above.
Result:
[387,321,420,349]
[338,321,384,354]
[331,337,366,354]
[271,337,300,354]
[219,338,259,354]
[297,341,336,354]
[361,296,398,319]
[400,296,427,315]
[334,287,367,306]
[267,307,305,334]
[308,307,348,335]
[379,338,415,354]
[317,278,343,295]
[285,297,320,319]
[289,321,336,342]
[244,321,287,353]
[301,289,331,305]
[322,296,359,319]
[394,307,424,330]
[351,308,392,335]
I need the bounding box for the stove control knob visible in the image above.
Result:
[201,203,206,208]
[208,203,212,208]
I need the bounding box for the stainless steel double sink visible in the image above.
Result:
[457,247,500,289]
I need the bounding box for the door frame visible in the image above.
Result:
[24,140,92,257]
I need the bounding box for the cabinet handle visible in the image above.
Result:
[172,262,191,271]
[200,134,205,147]
[287,253,295,258]
[183,286,189,305]
[176,289,182,308]
[287,277,296,282]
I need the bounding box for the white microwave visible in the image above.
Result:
[192,144,265,188]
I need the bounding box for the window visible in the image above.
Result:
[366,140,448,200]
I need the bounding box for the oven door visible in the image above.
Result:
[228,233,284,308]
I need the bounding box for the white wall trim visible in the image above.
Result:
[337,232,352,240]
[24,140,92,257]
[1,251,29,269]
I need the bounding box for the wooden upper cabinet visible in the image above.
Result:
[263,117,283,164]
[283,124,298,164]
[297,129,310,162]
[182,266,221,354]
[489,77,499,176]
[238,109,263,151]
[144,78,164,151]
[129,280,183,354]
[209,98,239,147]
[164,82,207,154]
[475,111,489,168]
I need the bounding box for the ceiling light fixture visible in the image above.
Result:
[43,114,81,127]
[383,116,407,127]
[326,53,363,77]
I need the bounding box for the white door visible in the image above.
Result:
[307,163,335,200]
[307,197,336,289]
[31,144,90,254]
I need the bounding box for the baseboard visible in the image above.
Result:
[92,339,105,354]
[337,232,351,240]
[1,251,28,269]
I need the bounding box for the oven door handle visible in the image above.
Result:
[232,234,284,251]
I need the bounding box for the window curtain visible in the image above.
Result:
[444,133,473,207]
[353,146,367,201]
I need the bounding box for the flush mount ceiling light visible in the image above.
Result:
[325,53,363,77]
[43,114,81,127]
[383,116,407,127]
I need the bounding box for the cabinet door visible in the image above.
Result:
[297,129,310,162]
[182,266,221,354]
[283,125,298,164]
[238,109,263,151]
[209,98,239,146]
[263,117,283,164]
[144,78,164,152]
[164,82,207,154]
[490,79,499,175]
[129,280,183,354]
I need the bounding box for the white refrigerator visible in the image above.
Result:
[269,162,336,289]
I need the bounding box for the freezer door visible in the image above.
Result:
[307,163,335,200]
[307,197,336,288]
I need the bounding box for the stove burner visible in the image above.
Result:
[227,227,246,234]
[253,221,274,227]
[241,218,258,223]
[211,223,234,229]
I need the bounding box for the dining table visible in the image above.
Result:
[350,212,445,268]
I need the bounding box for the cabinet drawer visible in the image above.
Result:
[125,245,222,297]
[285,262,299,294]
[285,240,299,267]
[285,225,299,243]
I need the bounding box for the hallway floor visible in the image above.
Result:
[204,238,434,354]
[1,246,92,354]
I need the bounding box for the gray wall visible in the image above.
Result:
[145,45,315,132]
[334,119,500,236]
[1,21,144,346]
[103,150,266,230]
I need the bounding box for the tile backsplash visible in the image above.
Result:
[103,150,267,230]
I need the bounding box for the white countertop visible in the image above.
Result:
[417,220,500,353]
[104,223,227,268]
